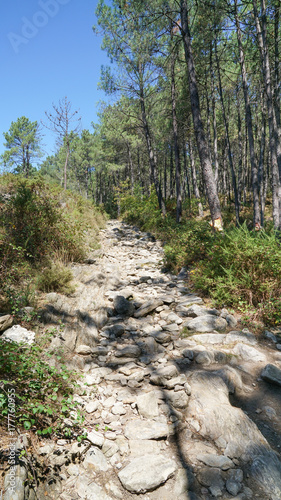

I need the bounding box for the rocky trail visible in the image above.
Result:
[2,220,281,500]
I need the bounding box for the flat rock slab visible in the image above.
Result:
[250,451,281,500]
[75,476,113,500]
[186,305,219,317]
[178,296,203,306]
[115,345,141,358]
[118,454,177,493]
[224,331,257,346]
[187,315,227,332]
[188,333,226,345]
[261,364,281,386]
[233,343,267,362]
[124,419,169,440]
[134,299,164,318]
[197,454,234,470]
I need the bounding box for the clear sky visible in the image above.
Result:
[0,0,112,164]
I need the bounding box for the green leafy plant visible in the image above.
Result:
[0,334,85,437]
[189,224,281,324]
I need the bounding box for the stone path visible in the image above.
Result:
[3,220,281,499]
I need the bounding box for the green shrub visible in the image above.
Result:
[37,261,75,294]
[120,187,281,325]
[190,224,281,324]
[0,174,106,313]
[0,333,84,436]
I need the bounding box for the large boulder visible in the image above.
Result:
[261,364,281,387]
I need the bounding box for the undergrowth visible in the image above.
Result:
[120,186,281,326]
[0,174,106,314]
[0,330,86,438]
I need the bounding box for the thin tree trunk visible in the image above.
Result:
[170,46,182,222]
[210,48,219,187]
[214,36,239,225]
[139,66,166,214]
[128,146,134,193]
[180,0,222,229]
[237,86,243,203]
[253,0,281,229]
[258,89,267,224]
[235,1,260,228]
[170,146,174,198]
[164,151,167,200]
[274,2,281,167]
[183,143,191,200]
[189,140,204,217]
[64,143,70,190]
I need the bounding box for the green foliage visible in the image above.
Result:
[190,224,281,325]
[119,184,166,233]
[120,189,281,326]
[163,219,214,272]
[0,174,106,315]
[0,332,85,436]
[1,116,43,176]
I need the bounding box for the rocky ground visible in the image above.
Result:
[2,220,281,499]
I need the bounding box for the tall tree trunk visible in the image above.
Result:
[274,2,281,134]
[237,86,244,203]
[258,89,267,223]
[183,143,191,201]
[170,146,174,198]
[64,142,70,190]
[164,151,167,200]
[253,0,281,229]
[170,46,182,222]
[139,66,166,214]
[180,0,222,229]
[128,146,134,193]
[214,36,239,225]
[235,1,260,228]
[189,140,204,217]
[210,48,219,187]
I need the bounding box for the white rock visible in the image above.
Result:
[124,419,169,440]
[233,343,267,363]
[1,325,35,344]
[83,447,110,472]
[136,391,159,418]
[86,430,104,448]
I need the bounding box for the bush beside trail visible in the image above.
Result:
[0,174,107,314]
[120,187,281,326]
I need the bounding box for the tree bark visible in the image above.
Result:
[180,0,222,229]
[139,63,166,214]
[253,0,281,229]
[171,47,182,222]
[210,47,219,187]
[214,36,239,225]
[189,139,204,217]
[235,1,260,228]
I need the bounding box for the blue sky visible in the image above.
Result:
[0,0,112,164]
